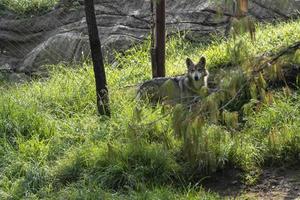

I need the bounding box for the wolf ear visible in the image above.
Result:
[199,56,206,67]
[186,58,194,69]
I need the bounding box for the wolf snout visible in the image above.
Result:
[194,74,201,81]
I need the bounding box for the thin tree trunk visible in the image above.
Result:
[237,0,248,17]
[155,0,166,77]
[150,0,158,78]
[84,0,110,116]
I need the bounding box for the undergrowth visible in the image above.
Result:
[0,19,299,199]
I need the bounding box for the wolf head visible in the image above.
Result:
[186,56,208,82]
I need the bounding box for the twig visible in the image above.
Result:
[253,41,300,74]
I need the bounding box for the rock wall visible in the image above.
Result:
[0,0,299,77]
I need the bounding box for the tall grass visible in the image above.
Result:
[0,19,299,198]
[0,0,58,15]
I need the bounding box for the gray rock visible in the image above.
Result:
[0,0,299,75]
[19,32,90,72]
[7,72,28,83]
[0,63,12,71]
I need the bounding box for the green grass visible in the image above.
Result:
[0,19,299,199]
[0,0,58,15]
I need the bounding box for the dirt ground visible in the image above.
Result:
[204,167,300,199]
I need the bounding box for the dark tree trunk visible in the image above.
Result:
[84,0,110,116]
[150,0,158,78]
[154,0,166,78]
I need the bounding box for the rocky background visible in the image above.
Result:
[0,0,299,80]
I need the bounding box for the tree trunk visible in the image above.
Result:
[150,0,158,78]
[155,0,166,78]
[237,0,248,17]
[84,0,110,116]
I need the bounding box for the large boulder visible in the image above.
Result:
[0,0,299,75]
[19,32,89,73]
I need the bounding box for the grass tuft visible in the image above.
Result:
[0,0,58,15]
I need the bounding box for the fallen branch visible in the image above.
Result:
[253,41,300,74]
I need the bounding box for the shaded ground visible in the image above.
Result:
[204,167,300,199]
[247,167,300,200]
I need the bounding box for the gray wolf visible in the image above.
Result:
[137,56,210,105]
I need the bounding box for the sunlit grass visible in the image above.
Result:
[0,0,58,15]
[0,19,299,199]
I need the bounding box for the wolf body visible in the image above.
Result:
[137,56,209,105]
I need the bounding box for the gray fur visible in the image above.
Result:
[137,57,209,105]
